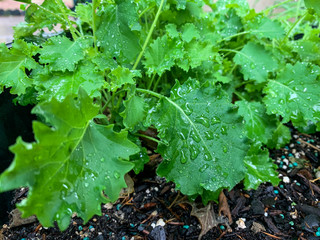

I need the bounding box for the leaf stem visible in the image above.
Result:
[56,0,79,39]
[132,0,165,70]
[280,11,308,46]
[92,0,98,52]
[136,88,163,99]
[147,73,157,90]
[134,133,162,144]
[139,4,155,18]
[263,0,293,15]
[152,74,162,92]
[234,91,247,101]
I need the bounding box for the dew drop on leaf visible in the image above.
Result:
[223,146,228,153]
[199,164,209,173]
[195,115,210,128]
[190,144,200,160]
[114,171,120,179]
[211,116,221,124]
[180,150,188,164]
[220,125,227,135]
[204,131,214,140]
[84,182,89,187]
[100,157,105,162]
[191,131,201,143]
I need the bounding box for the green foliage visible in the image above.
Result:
[1,0,319,230]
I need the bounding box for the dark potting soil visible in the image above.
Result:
[1,117,320,240]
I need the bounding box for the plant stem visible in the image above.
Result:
[92,0,98,52]
[139,4,155,18]
[263,0,293,15]
[136,88,163,99]
[234,91,247,101]
[280,11,308,45]
[152,74,162,92]
[147,73,157,90]
[56,0,79,39]
[134,133,162,144]
[132,0,165,70]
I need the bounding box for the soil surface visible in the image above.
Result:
[1,120,320,240]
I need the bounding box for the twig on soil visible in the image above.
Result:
[169,191,180,209]
[217,230,227,240]
[310,177,320,183]
[235,234,245,240]
[298,138,320,152]
[262,232,282,239]
[34,224,42,233]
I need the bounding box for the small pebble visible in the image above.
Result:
[264,212,268,217]
[285,146,289,150]
[297,141,301,144]
[292,149,297,154]
[78,226,83,231]
[130,223,135,228]
[316,232,320,236]
[283,159,289,165]
[274,190,279,194]
[281,155,285,159]
[282,165,287,170]
[183,225,190,229]
[236,218,246,229]
[89,225,94,230]
[280,214,284,219]
[283,176,290,183]
[289,221,294,226]
[83,238,90,240]
[296,182,301,186]
[289,163,293,168]
[293,162,298,167]
[121,237,126,240]
[146,189,150,194]
[280,184,284,188]
[156,218,166,227]
[288,153,293,157]
[219,225,225,230]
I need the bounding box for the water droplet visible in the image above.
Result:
[114,171,120,179]
[191,131,201,143]
[190,144,200,160]
[250,63,255,69]
[223,146,228,153]
[204,131,214,140]
[195,115,210,128]
[100,157,105,162]
[220,125,227,135]
[199,164,209,173]
[211,116,221,124]
[180,150,188,164]
[84,183,89,187]
[183,102,193,115]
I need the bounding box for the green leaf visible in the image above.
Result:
[292,40,320,62]
[263,62,320,127]
[183,40,218,70]
[96,0,141,63]
[236,100,277,144]
[38,36,90,72]
[147,80,248,199]
[234,42,278,83]
[23,0,72,35]
[181,23,200,43]
[144,35,184,75]
[34,61,105,102]
[304,0,320,15]
[108,66,140,91]
[244,143,280,190]
[0,40,38,95]
[120,94,146,129]
[0,89,139,230]
[266,123,291,149]
[248,17,285,39]
[75,3,93,26]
